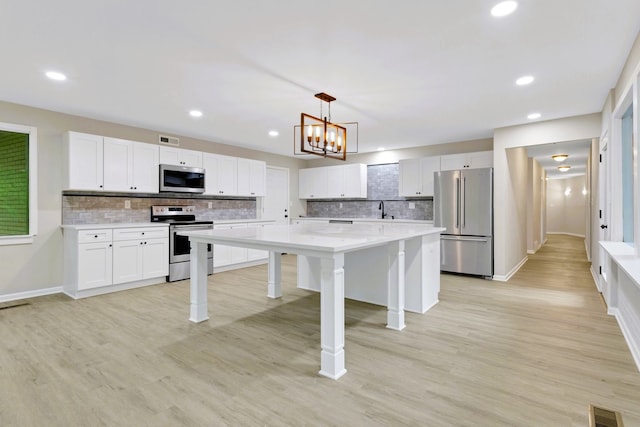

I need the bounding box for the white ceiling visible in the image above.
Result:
[1,1,639,159]
[526,139,592,179]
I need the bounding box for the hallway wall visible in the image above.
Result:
[547,175,587,237]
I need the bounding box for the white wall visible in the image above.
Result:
[546,176,587,237]
[0,100,307,298]
[493,114,601,280]
[527,158,546,253]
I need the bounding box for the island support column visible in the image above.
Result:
[189,240,209,323]
[267,251,282,298]
[387,240,406,331]
[319,253,347,380]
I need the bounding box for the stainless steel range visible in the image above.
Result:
[150,205,213,282]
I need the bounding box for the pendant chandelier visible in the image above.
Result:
[299,92,348,161]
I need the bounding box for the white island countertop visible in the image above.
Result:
[180,222,445,380]
[181,222,443,255]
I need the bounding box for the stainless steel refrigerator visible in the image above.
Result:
[434,168,493,278]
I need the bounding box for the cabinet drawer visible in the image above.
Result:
[78,229,113,243]
[113,227,168,241]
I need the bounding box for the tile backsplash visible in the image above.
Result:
[306,163,433,221]
[62,195,256,224]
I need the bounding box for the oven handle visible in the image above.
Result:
[171,225,213,230]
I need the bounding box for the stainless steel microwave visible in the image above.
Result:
[159,164,206,193]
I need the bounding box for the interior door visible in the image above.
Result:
[598,139,610,290]
[264,166,290,225]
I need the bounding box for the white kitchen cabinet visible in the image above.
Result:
[103,138,159,193]
[64,131,105,191]
[440,151,493,171]
[399,156,440,197]
[159,146,203,168]
[203,153,238,196]
[213,223,248,268]
[299,164,366,199]
[76,230,113,290]
[298,167,329,199]
[237,158,266,197]
[212,221,273,271]
[64,229,113,293]
[326,163,367,198]
[112,227,168,284]
[63,224,169,299]
[246,222,271,261]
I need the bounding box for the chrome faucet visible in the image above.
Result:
[379,201,388,219]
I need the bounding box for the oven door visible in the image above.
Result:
[170,224,213,263]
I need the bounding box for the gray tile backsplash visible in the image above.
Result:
[62,196,256,224]
[306,163,433,221]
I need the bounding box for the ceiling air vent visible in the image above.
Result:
[159,135,179,146]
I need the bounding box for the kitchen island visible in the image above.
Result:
[180,222,444,379]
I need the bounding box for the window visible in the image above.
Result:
[0,122,37,245]
[621,106,633,243]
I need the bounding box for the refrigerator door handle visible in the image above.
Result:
[461,176,466,228]
[456,177,460,229]
[441,236,490,243]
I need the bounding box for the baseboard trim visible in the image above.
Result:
[590,265,601,292]
[611,307,640,373]
[547,232,586,238]
[0,286,63,303]
[492,256,528,282]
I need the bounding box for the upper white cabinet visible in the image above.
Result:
[440,151,493,171]
[326,163,367,198]
[159,146,203,168]
[65,130,266,197]
[299,164,367,199]
[237,158,266,197]
[399,156,440,197]
[203,153,238,196]
[299,167,329,199]
[64,131,105,191]
[65,132,159,193]
[103,137,159,193]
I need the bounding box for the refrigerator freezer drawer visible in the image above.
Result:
[440,235,493,277]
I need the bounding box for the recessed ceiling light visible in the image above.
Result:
[45,71,67,81]
[516,75,534,86]
[528,113,541,120]
[189,110,203,118]
[552,154,568,162]
[558,165,571,172]
[268,130,279,137]
[491,1,518,17]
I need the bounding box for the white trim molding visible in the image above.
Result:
[493,255,528,282]
[0,286,62,303]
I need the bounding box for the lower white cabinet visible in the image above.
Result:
[213,221,273,271]
[77,234,113,290]
[112,227,168,284]
[63,224,169,298]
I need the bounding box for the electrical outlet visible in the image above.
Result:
[409,202,415,209]
[124,200,131,209]
[208,202,213,209]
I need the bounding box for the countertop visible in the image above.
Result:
[180,222,445,254]
[61,223,170,230]
[296,217,434,224]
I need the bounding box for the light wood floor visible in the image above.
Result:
[1,235,639,426]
